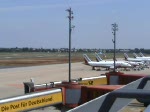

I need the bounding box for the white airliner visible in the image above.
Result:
[95,53,139,68]
[125,53,150,68]
[134,52,145,57]
[83,54,132,70]
[133,53,150,60]
[124,53,145,62]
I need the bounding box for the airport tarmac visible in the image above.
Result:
[0,62,149,111]
[0,62,106,98]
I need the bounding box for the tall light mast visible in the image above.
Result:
[66,8,74,82]
[112,23,118,72]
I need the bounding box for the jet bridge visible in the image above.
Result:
[22,72,147,110]
[67,76,150,112]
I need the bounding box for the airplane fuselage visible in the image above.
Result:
[88,61,131,68]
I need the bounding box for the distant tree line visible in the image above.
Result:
[0,47,150,54]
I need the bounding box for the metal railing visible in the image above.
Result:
[98,76,150,112]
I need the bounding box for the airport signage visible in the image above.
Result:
[78,76,107,86]
[0,92,62,112]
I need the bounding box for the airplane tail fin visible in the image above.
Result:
[103,53,107,59]
[83,54,92,65]
[139,52,145,57]
[133,53,138,58]
[95,53,103,62]
[124,53,129,61]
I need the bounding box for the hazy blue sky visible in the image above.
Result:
[0,0,150,49]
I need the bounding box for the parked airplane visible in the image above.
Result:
[95,53,139,68]
[124,53,145,62]
[83,54,132,70]
[133,53,150,59]
[124,53,150,69]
